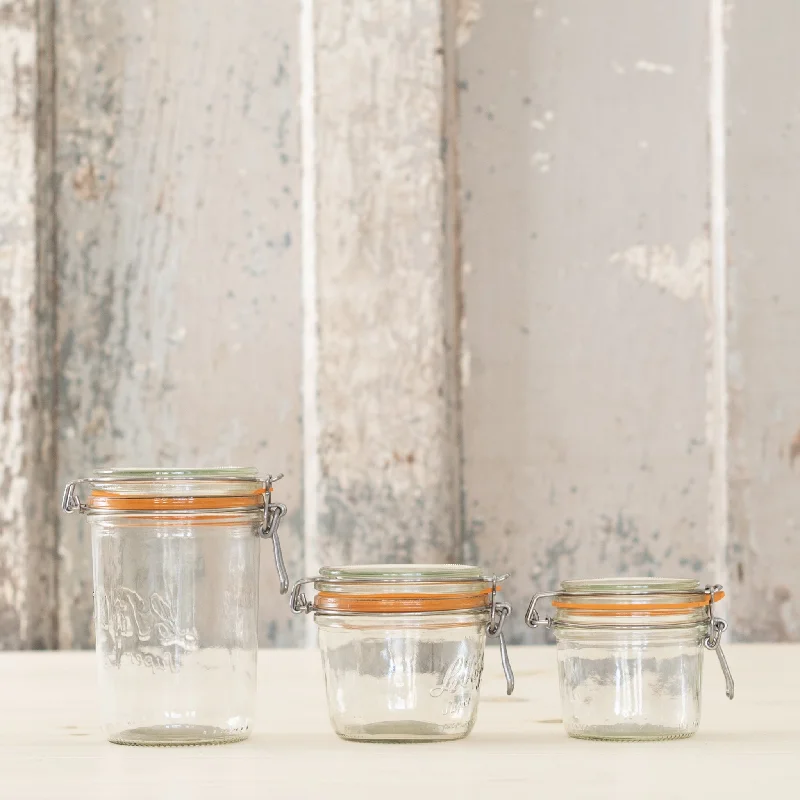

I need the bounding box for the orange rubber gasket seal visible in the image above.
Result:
[88,488,266,512]
[552,589,724,613]
[316,586,496,613]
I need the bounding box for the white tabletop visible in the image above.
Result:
[1,645,797,799]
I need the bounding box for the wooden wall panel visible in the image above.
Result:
[55,0,304,647]
[309,0,461,568]
[726,0,800,640]
[458,1,713,641]
[0,0,57,649]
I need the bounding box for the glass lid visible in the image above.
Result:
[560,577,701,594]
[319,564,484,581]
[92,467,259,480]
[86,467,267,499]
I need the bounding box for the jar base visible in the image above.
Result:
[108,724,251,746]
[567,726,697,742]
[334,720,471,743]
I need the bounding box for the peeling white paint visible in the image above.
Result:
[610,237,710,301]
[456,0,482,47]
[635,60,675,75]
[612,61,626,75]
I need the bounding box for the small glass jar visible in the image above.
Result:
[525,578,735,741]
[290,564,515,742]
[62,468,290,746]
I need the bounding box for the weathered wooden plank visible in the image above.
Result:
[310,0,458,566]
[55,0,303,647]
[726,0,800,640]
[309,0,460,568]
[0,0,57,649]
[458,1,713,641]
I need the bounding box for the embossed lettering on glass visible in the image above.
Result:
[525,578,735,741]
[290,564,514,742]
[62,468,289,746]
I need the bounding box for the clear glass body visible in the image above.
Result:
[554,616,707,741]
[91,511,261,745]
[316,611,489,742]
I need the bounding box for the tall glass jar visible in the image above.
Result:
[290,565,515,742]
[525,578,735,741]
[62,468,289,746]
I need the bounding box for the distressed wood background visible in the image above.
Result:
[0,0,797,648]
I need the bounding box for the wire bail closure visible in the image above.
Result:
[487,575,515,695]
[703,584,734,699]
[260,474,289,594]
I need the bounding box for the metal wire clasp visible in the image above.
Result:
[289,577,316,614]
[704,584,735,700]
[487,575,515,695]
[62,481,87,514]
[524,591,557,629]
[261,474,289,594]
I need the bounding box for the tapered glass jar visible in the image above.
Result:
[62,468,289,746]
[291,564,515,742]
[525,578,734,741]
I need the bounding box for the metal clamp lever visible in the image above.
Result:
[524,591,557,629]
[487,576,515,695]
[289,577,316,614]
[62,481,87,514]
[261,475,289,594]
[704,584,734,700]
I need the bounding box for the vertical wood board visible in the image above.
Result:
[55,0,304,647]
[311,0,460,567]
[0,0,57,649]
[458,0,713,641]
[726,0,800,640]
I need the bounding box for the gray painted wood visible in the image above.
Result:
[0,0,57,649]
[310,0,461,568]
[458,0,714,642]
[55,0,304,647]
[726,0,800,640]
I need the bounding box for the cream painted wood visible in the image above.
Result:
[0,646,796,797]
[458,0,714,643]
[725,0,800,640]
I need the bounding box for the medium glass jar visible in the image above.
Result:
[525,578,734,741]
[62,468,289,746]
[290,564,515,742]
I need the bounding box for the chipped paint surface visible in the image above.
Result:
[456,0,482,47]
[312,0,458,568]
[610,236,709,302]
[55,0,304,647]
[0,0,57,649]
[634,60,675,75]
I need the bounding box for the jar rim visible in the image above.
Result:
[560,577,701,593]
[319,563,484,581]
